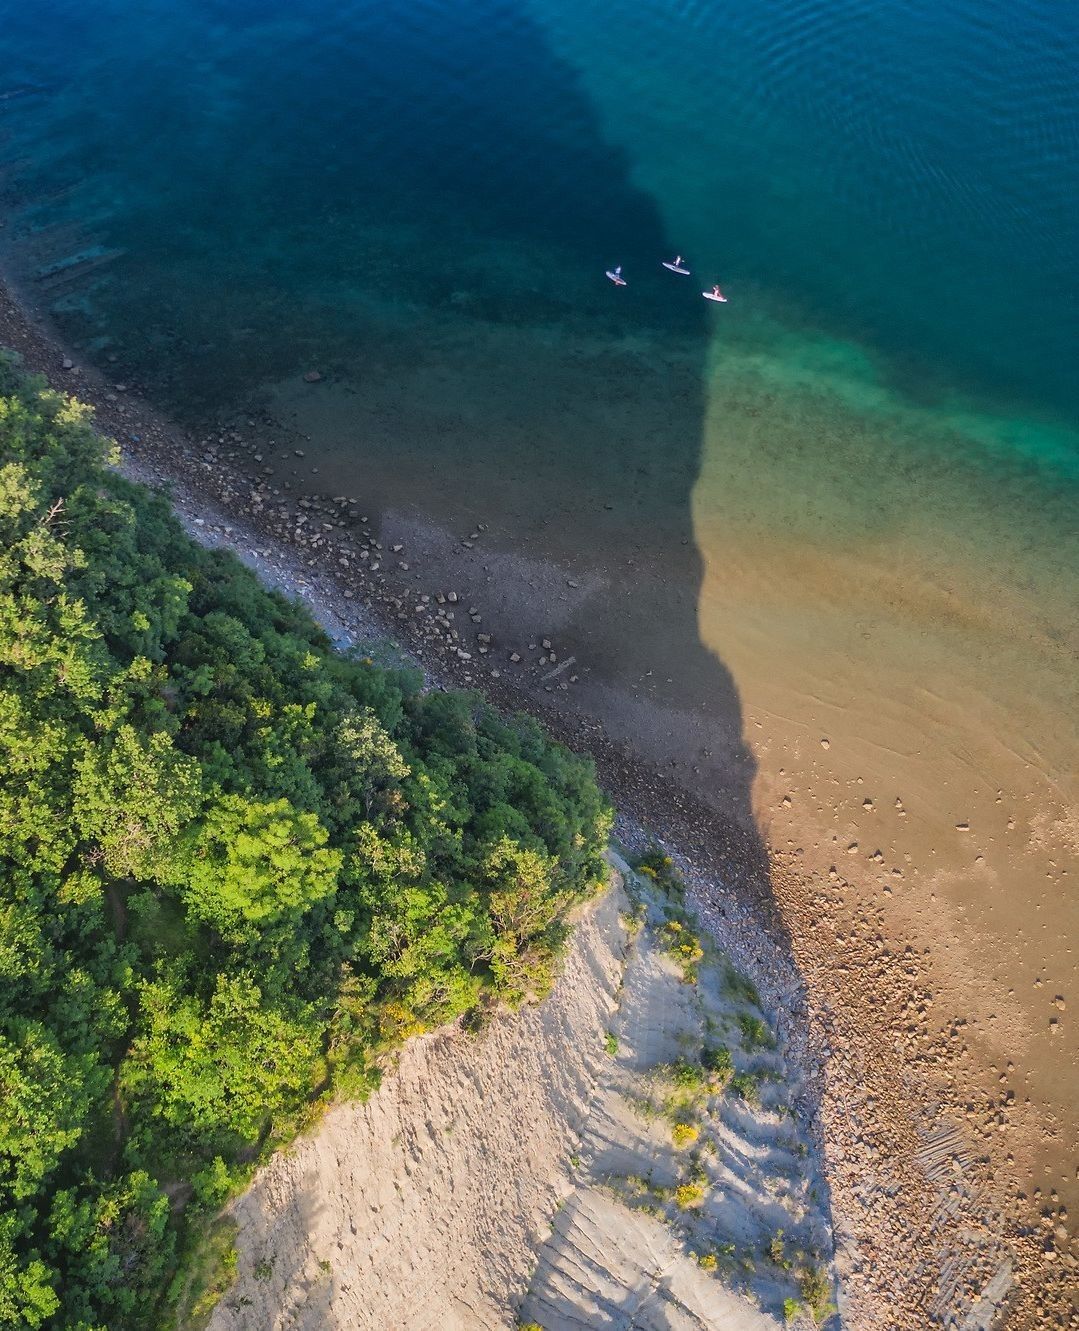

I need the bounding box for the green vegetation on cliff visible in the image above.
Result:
[0,355,611,1329]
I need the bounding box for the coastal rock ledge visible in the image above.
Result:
[208,864,832,1330]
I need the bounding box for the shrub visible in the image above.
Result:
[784,1298,803,1324]
[604,1031,619,1056]
[634,847,682,894]
[800,1266,836,1323]
[644,1054,727,1130]
[730,1072,761,1105]
[658,919,704,982]
[619,907,645,938]
[668,1056,708,1093]
[671,1122,699,1148]
[675,1182,706,1209]
[700,1044,733,1089]
[737,1013,775,1051]
[697,1252,718,1272]
[768,1229,791,1268]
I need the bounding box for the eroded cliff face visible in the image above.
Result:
[208,865,834,1331]
[208,886,629,1331]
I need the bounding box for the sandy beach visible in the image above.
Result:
[1,279,1075,1328]
[204,861,835,1331]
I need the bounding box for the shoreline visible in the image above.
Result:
[0,278,1070,1327]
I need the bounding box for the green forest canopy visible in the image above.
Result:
[0,355,611,1329]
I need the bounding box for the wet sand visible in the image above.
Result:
[691,342,1078,1153]
[1,281,1076,1327]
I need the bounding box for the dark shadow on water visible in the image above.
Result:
[3,0,700,413]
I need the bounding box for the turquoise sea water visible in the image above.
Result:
[1,0,1078,439]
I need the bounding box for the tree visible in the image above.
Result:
[46,1171,172,1325]
[178,795,341,938]
[124,972,320,1142]
[336,707,410,821]
[480,838,570,1006]
[0,353,612,1328]
[0,1020,102,1201]
[74,725,203,881]
[0,1215,60,1331]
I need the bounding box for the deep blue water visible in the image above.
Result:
[1,0,1077,437]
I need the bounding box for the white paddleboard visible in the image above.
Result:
[663,262,690,275]
[702,289,728,302]
[606,269,626,286]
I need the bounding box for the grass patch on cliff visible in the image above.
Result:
[167,1217,239,1331]
[737,1012,775,1051]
